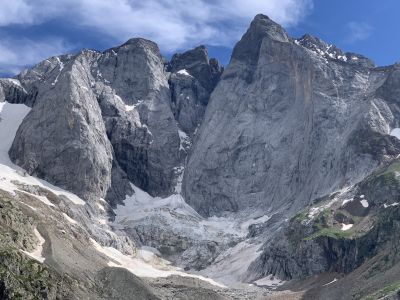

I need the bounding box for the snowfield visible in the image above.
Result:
[91,238,226,288]
[112,184,270,286]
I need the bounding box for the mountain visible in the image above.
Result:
[1,13,400,299]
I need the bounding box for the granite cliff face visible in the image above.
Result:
[2,39,222,206]
[183,14,400,217]
[1,13,400,300]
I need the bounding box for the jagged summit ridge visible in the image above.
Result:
[294,33,375,67]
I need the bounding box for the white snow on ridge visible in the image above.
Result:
[177,69,192,77]
[390,128,400,140]
[341,223,353,231]
[51,57,65,86]
[21,228,46,263]
[63,213,78,224]
[342,198,353,206]
[0,102,85,205]
[323,278,338,286]
[384,202,399,208]
[91,239,226,288]
[4,78,26,92]
[125,105,135,112]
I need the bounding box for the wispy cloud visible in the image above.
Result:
[346,21,373,43]
[0,0,313,49]
[0,37,71,76]
[0,0,313,75]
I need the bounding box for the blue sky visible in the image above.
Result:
[0,0,398,76]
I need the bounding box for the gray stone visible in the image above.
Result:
[183,14,400,217]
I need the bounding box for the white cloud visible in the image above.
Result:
[0,0,312,50]
[0,0,33,26]
[0,37,71,75]
[347,21,373,43]
[0,0,313,75]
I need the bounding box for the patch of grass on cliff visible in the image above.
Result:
[366,160,400,186]
[362,281,400,300]
[293,208,310,223]
[302,208,354,240]
[304,227,353,240]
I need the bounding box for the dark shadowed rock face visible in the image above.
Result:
[8,38,181,202]
[169,45,223,93]
[94,38,181,198]
[183,14,400,217]
[168,46,223,135]
[4,38,223,204]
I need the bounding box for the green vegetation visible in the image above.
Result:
[303,208,354,240]
[0,191,73,299]
[304,227,353,240]
[362,281,400,300]
[293,208,310,222]
[364,159,400,188]
[0,247,53,300]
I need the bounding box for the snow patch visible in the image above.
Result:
[63,213,77,224]
[125,105,135,112]
[177,69,192,77]
[390,128,400,140]
[51,57,64,86]
[91,239,225,288]
[254,275,285,289]
[342,198,354,206]
[323,278,338,286]
[5,78,25,91]
[384,202,399,208]
[96,202,105,212]
[341,223,353,231]
[21,228,45,263]
[360,199,369,208]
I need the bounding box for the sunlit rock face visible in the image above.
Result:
[183,14,400,217]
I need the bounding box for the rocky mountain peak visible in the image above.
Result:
[250,14,289,42]
[232,14,289,61]
[168,45,223,93]
[294,33,375,67]
[227,14,289,83]
[119,37,161,54]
